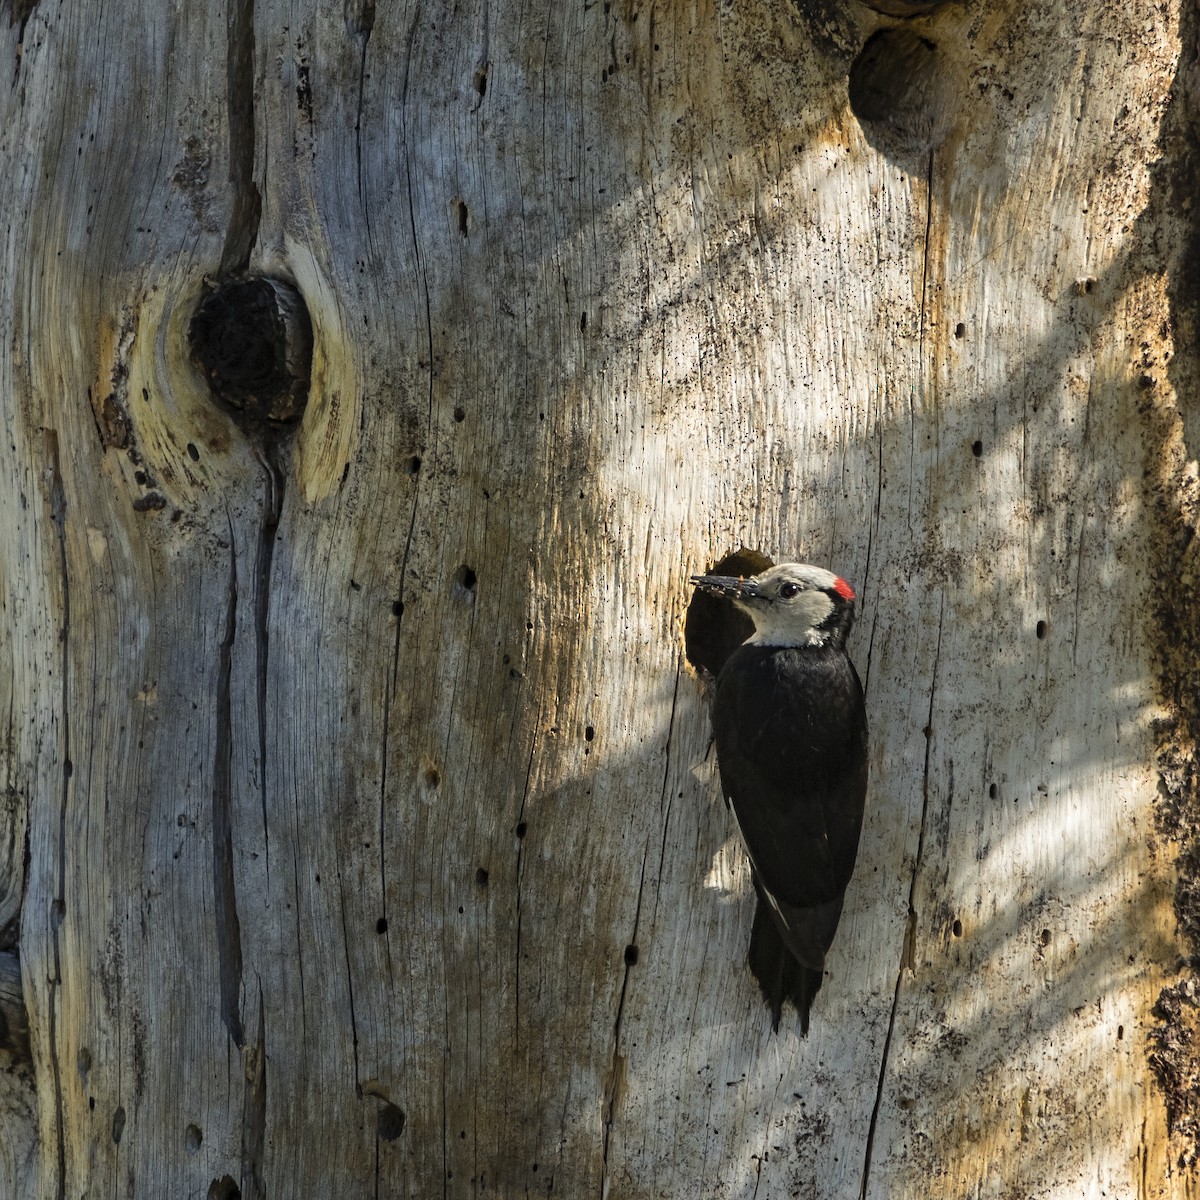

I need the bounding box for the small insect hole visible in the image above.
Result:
[476,867,489,886]
[1117,1024,1125,1040]
[1036,620,1047,640]
[954,322,966,339]
[1040,928,1052,946]
[392,599,404,617]
[474,67,488,97]
[951,919,962,938]
[405,455,421,475]
[516,820,528,840]
[456,199,469,237]
[424,765,441,788]
[375,917,388,934]
[455,564,477,592]
[453,406,466,422]
[186,443,200,462]
[585,725,595,742]
[989,782,998,799]
[624,944,639,965]
[971,440,983,457]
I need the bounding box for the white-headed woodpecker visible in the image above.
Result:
[691,562,868,1034]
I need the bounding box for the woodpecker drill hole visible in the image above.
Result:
[406,455,422,475]
[989,782,999,799]
[455,564,478,594]
[585,725,595,742]
[424,765,441,788]
[624,943,639,966]
[392,599,404,617]
[684,548,774,677]
[188,276,313,428]
[476,867,489,886]
[972,440,983,457]
[207,1177,241,1200]
[456,199,469,237]
[375,917,388,934]
[186,442,200,462]
[861,0,948,11]
[515,820,528,840]
[453,406,467,423]
[1036,619,1047,640]
[951,919,963,938]
[848,29,960,161]
[955,323,967,340]
[378,1103,406,1141]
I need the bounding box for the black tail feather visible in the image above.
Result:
[747,896,823,1035]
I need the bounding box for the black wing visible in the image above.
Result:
[713,643,868,926]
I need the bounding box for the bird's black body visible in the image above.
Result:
[692,562,868,1034]
[714,642,867,1031]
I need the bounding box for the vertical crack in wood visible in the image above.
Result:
[348,0,376,209]
[43,429,68,1200]
[600,664,682,1196]
[513,705,542,1050]
[859,592,944,1200]
[440,1000,450,1200]
[862,417,885,694]
[398,11,436,431]
[252,447,283,878]
[241,990,267,1199]
[214,535,246,1049]
[2,686,23,949]
[376,478,422,984]
[917,148,935,392]
[219,0,261,276]
[337,882,361,1090]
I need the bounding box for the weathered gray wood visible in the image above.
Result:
[2,0,1197,1197]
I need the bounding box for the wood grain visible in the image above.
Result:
[0,0,1195,1196]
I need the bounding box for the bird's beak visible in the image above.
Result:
[689,574,765,601]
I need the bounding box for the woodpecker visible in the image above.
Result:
[690,562,868,1034]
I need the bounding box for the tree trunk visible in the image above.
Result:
[2,0,1198,1196]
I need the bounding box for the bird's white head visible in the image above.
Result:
[690,562,857,648]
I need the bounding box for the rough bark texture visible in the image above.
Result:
[1,0,1199,1197]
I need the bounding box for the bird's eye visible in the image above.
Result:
[778,582,801,599]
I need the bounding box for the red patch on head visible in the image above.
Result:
[833,577,856,601]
